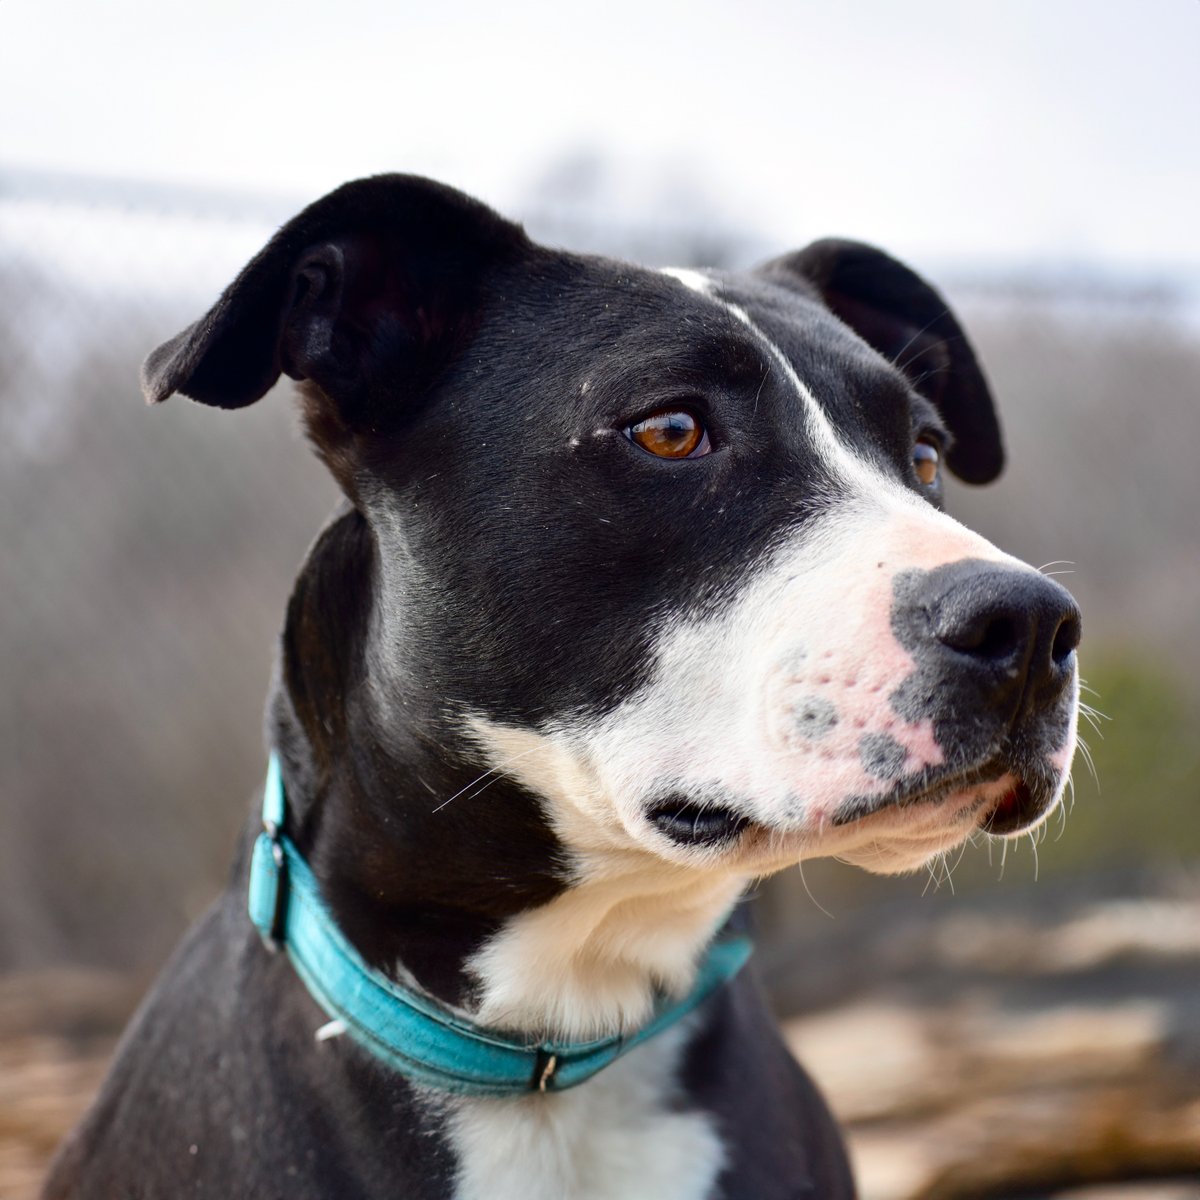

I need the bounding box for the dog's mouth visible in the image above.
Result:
[647,763,1050,853]
[979,779,1038,834]
[645,796,752,847]
[834,758,1051,835]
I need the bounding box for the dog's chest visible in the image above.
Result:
[443,1025,724,1200]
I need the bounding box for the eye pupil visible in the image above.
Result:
[629,410,706,459]
[913,439,940,486]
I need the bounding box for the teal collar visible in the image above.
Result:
[248,752,753,1096]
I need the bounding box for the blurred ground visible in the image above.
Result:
[3,170,1199,1197]
[4,872,1199,1199]
[0,971,143,1199]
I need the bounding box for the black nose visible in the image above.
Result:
[894,559,1081,720]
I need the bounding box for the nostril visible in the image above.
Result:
[939,609,1021,662]
[973,615,1019,661]
[1051,612,1082,665]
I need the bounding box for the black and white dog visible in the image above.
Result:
[46,176,1080,1200]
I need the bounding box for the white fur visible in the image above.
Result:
[659,267,712,296]
[448,1022,723,1200]
[458,722,746,1037]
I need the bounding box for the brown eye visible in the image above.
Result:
[627,410,709,459]
[913,438,940,486]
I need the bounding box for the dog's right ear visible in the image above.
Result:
[761,239,1004,485]
[141,175,530,425]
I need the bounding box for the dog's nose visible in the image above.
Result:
[896,560,1081,717]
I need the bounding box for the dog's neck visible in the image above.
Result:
[269,719,744,1040]
[464,856,746,1040]
[267,508,744,1040]
[268,710,744,1041]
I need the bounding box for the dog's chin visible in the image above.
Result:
[641,768,1064,876]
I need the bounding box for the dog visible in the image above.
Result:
[44,175,1080,1200]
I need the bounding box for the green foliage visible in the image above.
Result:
[1044,654,1200,870]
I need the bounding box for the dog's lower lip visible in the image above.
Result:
[982,780,1035,834]
[834,759,1021,828]
[646,799,751,847]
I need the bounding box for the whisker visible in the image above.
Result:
[902,366,942,392]
[890,308,953,372]
[1054,786,1070,839]
[949,835,971,880]
[921,857,939,896]
[796,859,836,920]
[430,744,544,813]
[1078,705,1108,737]
[461,767,530,808]
[935,840,968,896]
[1075,735,1099,788]
[752,365,770,417]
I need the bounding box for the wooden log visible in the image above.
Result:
[782,889,1200,1199]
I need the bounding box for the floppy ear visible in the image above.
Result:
[141,175,530,426]
[761,239,1003,484]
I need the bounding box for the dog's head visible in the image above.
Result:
[146,175,1079,891]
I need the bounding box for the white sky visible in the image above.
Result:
[2,0,1198,276]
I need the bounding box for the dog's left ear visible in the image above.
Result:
[761,239,1003,484]
[140,175,530,427]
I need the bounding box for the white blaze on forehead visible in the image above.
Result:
[659,265,898,497]
[660,267,711,296]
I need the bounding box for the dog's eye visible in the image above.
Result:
[627,410,710,459]
[913,438,940,486]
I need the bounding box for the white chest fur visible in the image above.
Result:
[446,1024,724,1200]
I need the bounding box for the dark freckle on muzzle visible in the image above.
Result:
[860,732,909,780]
[791,696,838,740]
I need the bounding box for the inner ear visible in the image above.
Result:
[281,245,348,391]
[281,233,484,433]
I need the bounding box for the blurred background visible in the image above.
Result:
[2,2,1198,1197]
